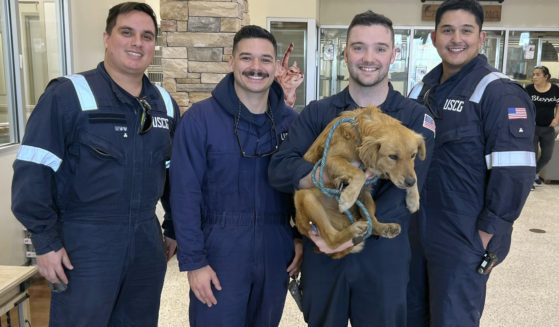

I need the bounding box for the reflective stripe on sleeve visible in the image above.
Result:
[16,145,62,172]
[408,81,424,99]
[155,85,175,118]
[64,74,98,111]
[469,72,510,104]
[485,151,536,169]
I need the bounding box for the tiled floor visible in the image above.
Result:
[16,183,559,326]
[159,183,559,326]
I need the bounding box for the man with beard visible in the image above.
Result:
[268,11,434,327]
[170,25,302,327]
[407,1,535,326]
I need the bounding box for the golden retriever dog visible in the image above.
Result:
[294,106,426,258]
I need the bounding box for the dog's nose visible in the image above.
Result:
[404,176,416,187]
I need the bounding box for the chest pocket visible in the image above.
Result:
[64,73,175,205]
[73,131,125,203]
[143,131,172,203]
[436,125,486,173]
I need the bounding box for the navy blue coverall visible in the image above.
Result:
[11,63,178,327]
[407,54,536,327]
[268,84,435,327]
[170,73,298,327]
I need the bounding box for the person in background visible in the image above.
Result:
[269,11,434,327]
[407,0,535,326]
[170,25,302,327]
[11,2,178,326]
[525,65,559,188]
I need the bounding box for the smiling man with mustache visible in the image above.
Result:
[170,25,302,327]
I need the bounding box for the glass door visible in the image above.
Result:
[390,29,411,95]
[408,28,439,92]
[318,27,347,100]
[18,0,65,122]
[269,18,317,112]
[482,29,505,71]
[408,28,507,91]
[317,27,413,98]
[506,30,559,87]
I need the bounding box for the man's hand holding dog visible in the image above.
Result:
[298,160,375,254]
[187,265,222,307]
[308,230,354,254]
[298,169,329,189]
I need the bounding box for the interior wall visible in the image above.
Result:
[70,0,559,73]
[0,146,26,265]
[249,0,319,28]
[318,0,559,28]
[70,0,160,73]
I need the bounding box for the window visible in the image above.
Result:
[0,1,15,144]
[0,0,68,147]
[506,30,559,87]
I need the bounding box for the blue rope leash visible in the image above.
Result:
[310,118,378,238]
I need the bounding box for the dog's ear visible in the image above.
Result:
[416,133,426,160]
[358,136,381,164]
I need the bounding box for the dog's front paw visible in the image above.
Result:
[338,188,360,212]
[382,223,401,238]
[350,220,369,238]
[406,187,420,213]
[406,198,419,213]
[406,196,419,213]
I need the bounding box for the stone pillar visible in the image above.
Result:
[160,0,249,113]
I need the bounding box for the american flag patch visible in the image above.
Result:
[508,107,527,119]
[423,114,436,134]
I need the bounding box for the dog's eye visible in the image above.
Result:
[389,154,398,160]
[411,153,416,159]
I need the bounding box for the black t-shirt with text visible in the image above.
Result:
[525,83,559,126]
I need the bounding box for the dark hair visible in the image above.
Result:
[347,10,394,46]
[233,25,277,56]
[534,66,551,81]
[106,2,158,36]
[435,0,484,30]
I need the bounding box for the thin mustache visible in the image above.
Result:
[243,70,269,78]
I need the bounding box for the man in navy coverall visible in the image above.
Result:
[268,11,435,327]
[170,25,302,327]
[407,1,536,326]
[11,3,178,326]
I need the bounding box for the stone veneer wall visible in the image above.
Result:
[159,0,249,114]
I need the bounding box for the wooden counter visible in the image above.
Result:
[0,265,38,327]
